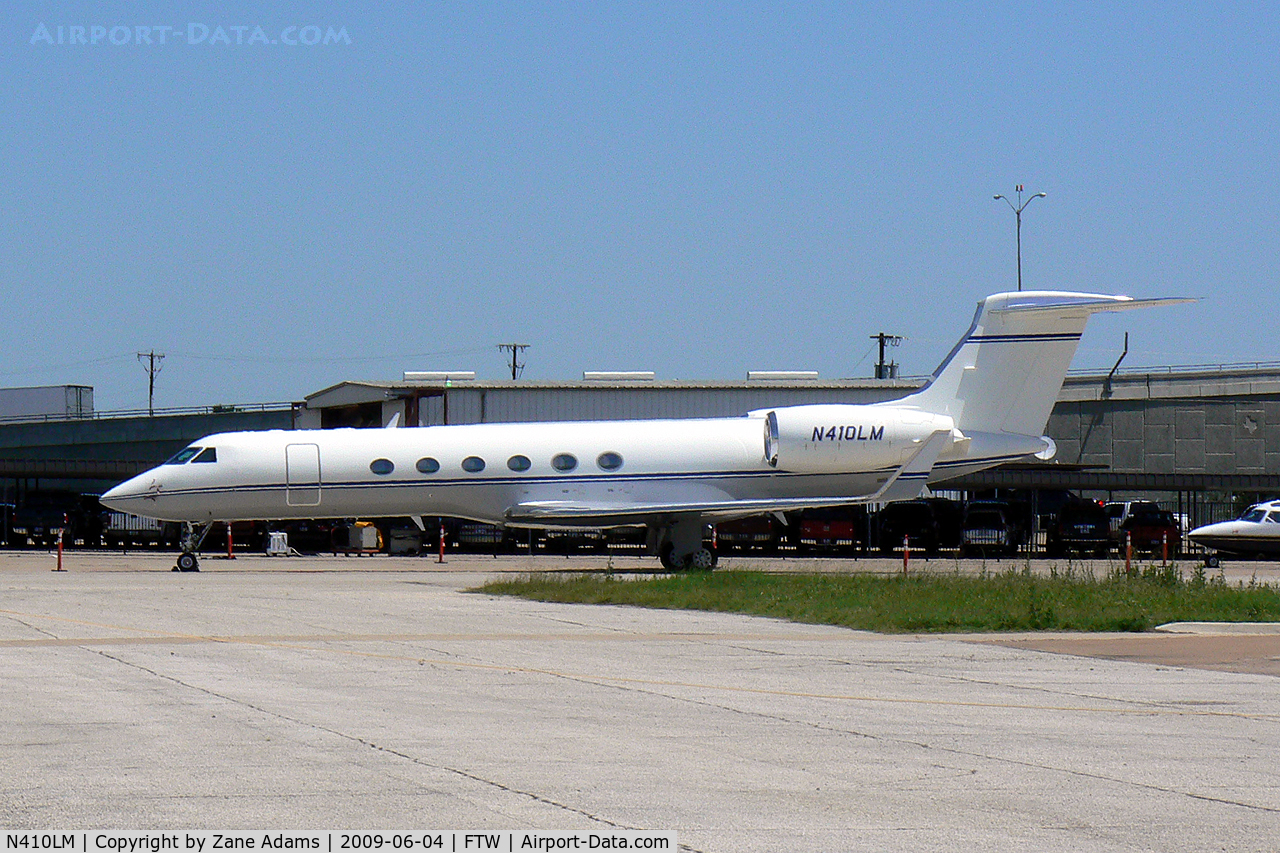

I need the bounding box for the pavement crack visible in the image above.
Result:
[81,645,643,831]
[1,613,61,641]
[528,661,1280,816]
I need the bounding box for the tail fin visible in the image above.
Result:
[904,291,1191,436]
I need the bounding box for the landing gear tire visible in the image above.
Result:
[659,543,717,571]
[659,542,685,571]
[175,552,200,572]
[1205,554,1220,569]
[688,547,716,571]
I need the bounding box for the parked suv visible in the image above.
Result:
[1104,501,1161,547]
[1046,499,1111,557]
[1120,508,1181,556]
[960,501,1025,557]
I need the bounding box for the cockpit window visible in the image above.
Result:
[1242,508,1267,522]
[191,447,218,464]
[1267,511,1280,524]
[165,447,202,465]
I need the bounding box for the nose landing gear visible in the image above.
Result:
[173,522,213,572]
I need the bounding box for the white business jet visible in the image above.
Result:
[1188,500,1280,564]
[102,290,1187,571]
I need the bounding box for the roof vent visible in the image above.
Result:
[747,371,819,381]
[403,371,476,382]
[583,371,656,381]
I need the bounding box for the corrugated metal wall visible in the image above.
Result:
[428,384,918,425]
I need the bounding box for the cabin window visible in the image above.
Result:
[416,457,440,474]
[597,452,623,471]
[462,456,486,473]
[165,447,201,465]
[370,458,395,475]
[191,447,218,464]
[507,455,532,472]
[551,453,578,472]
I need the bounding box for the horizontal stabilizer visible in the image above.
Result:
[987,294,1195,316]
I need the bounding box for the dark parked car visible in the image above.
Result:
[717,514,783,553]
[876,498,962,554]
[1046,499,1110,557]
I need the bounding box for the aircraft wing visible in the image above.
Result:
[505,430,952,527]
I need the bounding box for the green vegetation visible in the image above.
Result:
[476,564,1280,633]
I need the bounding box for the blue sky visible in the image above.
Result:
[3,2,1276,410]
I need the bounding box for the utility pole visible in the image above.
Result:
[497,343,529,380]
[136,350,165,416]
[993,185,1047,291]
[869,333,902,379]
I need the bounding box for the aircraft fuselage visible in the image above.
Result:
[101,403,1029,526]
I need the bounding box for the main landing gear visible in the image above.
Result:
[174,522,213,572]
[655,519,718,572]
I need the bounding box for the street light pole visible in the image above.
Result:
[993,185,1046,291]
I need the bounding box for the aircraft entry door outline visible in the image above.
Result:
[285,443,322,506]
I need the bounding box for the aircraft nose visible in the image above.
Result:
[100,481,130,511]
[101,475,151,511]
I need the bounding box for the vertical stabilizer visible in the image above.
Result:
[903,291,1189,436]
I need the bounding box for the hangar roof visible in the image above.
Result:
[303,377,925,409]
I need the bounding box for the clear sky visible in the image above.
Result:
[3,2,1276,411]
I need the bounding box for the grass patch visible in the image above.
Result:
[476,565,1280,633]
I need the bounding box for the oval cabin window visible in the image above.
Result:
[462,456,486,473]
[370,458,394,475]
[597,452,623,471]
[507,455,532,472]
[551,453,578,472]
[416,457,440,474]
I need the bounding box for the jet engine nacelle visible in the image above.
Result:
[759,404,955,474]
